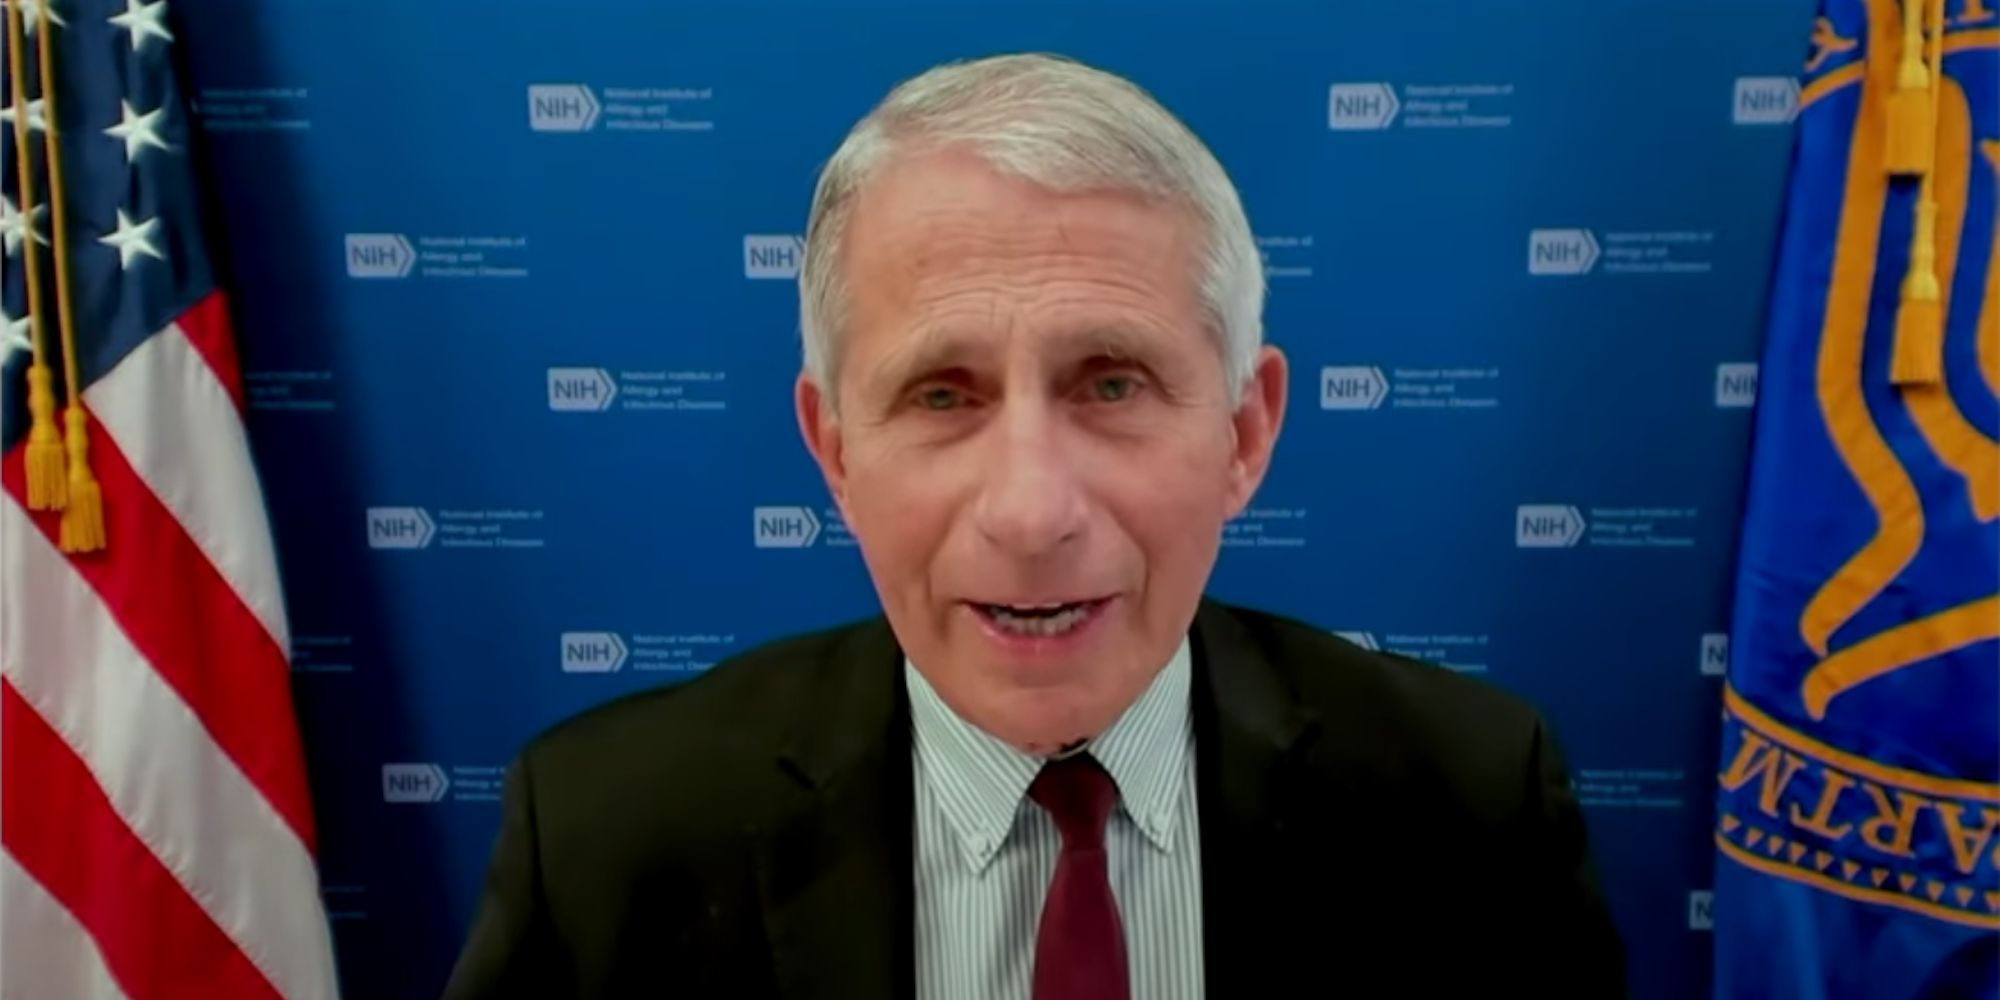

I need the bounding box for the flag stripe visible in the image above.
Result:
[0,853,136,1000]
[85,313,289,652]
[0,681,284,1000]
[0,497,338,1000]
[0,420,317,855]
[174,292,249,417]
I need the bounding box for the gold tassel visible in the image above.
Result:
[1893,198,1944,384]
[31,0,104,551]
[1891,0,1948,385]
[5,0,65,509]
[24,368,66,508]
[58,405,103,553]
[1886,0,1935,176]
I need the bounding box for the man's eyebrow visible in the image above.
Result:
[859,322,1170,400]
[1070,324,1161,363]
[863,326,984,401]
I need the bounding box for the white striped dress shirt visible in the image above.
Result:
[907,638,1206,1000]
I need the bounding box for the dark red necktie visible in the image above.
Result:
[1028,753,1130,1000]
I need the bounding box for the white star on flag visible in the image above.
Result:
[105,100,171,162]
[99,208,164,269]
[1,195,50,257]
[0,308,32,371]
[107,0,171,52]
[0,97,47,134]
[10,0,67,35]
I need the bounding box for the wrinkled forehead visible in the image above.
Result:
[843,149,1203,275]
[833,154,1215,394]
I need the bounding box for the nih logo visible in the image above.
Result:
[1714,363,1758,408]
[560,632,628,673]
[528,84,600,132]
[744,235,805,279]
[1732,77,1799,125]
[1319,366,1388,410]
[1528,229,1600,276]
[548,367,618,411]
[382,763,449,803]
[1515,504,1585,548]
[753,506,820,548]
[1328,83,1400,130]
[366,507,435,549]
[1688,890,1715,931]
[1701,633,1730,677]
[344,234,413,279]
[1332,630,1379,651]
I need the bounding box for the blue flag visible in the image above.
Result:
[1710,0,2000,996]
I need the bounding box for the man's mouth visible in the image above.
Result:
[970,599,1108,638]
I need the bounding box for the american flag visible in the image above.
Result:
[0,0,340,997]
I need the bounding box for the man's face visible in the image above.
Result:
[797,150,1287,754]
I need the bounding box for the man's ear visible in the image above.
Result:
[796,373,847,506]
[1223,345,1289,518]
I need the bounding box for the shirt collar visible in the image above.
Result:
[907,636,1194,874]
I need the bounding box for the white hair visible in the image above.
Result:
[797,52,1265,407]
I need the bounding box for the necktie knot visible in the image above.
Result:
[1028,752,1118,850]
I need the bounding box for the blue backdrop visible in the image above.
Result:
[173,1,1819,995]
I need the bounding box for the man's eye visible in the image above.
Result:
[917,386,962,410]
[1090,375,1141,403]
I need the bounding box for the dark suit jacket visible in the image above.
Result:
[442,599,1630,998]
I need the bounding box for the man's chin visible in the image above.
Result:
[969,682,1117,755]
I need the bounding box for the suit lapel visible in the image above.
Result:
[750,601,1351,998]
[1190,600,1336,993]
[755,618,915,1000]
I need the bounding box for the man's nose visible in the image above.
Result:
[971,403,1087,557]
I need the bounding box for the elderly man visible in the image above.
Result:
[443,53,1629,999]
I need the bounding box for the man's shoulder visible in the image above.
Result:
[1209,601,1554,814]
[512,616,887,797]
[1219,601,1540,728]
